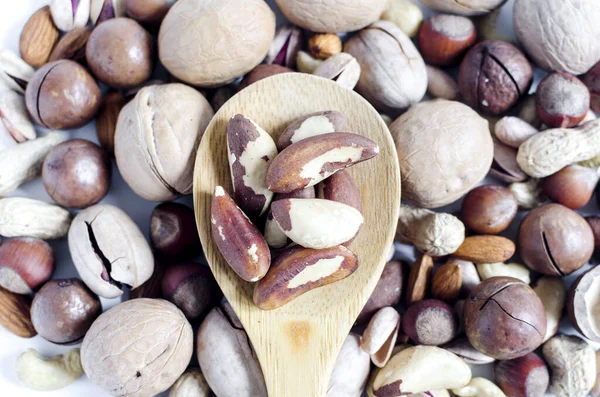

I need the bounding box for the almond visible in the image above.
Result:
[277,110,347,150]
[253,245,358,310]
[406,254,433,305]
[19,6,60,68]
[211,186,270,282]
[267,132,379,193]
[227,115,278,218]
[431,262,462,303]
[270,198,364,249]
[95,91,126,156]
[49,26,91,62]
[0,285,36,338]
[453,236,515,264]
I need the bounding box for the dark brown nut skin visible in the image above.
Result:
[316,169,362,213]
[129,256,165,299]
[356,261,405,326]
[0,238,54,295]
[418,14,477,66]
[238,64,294,91]
[86,18,155,89]
[402,299,458,346]
[0,286,36,338]
[42,139,111,209]
[125,0,175,24]
[49,26,92,62]
[543,165,598,210]
[161,263,222,321]
[461,185,517,234]
[583,61,600,114]
[150,202,199,260]
[465,277,547,360]
[587,216,600,254]
[519,203,594,276]
[495,352,549,397]
[31,279,102,344]
[567,265,600,342]
[536,72,590,128]
[25,60,101,130]
[95,91,126,156]
[273,187,316,201]
[458,40,533,116]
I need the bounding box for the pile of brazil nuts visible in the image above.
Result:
[0,0,600,396]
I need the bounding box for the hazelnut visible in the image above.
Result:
[519,203,594,276]
[308,33,342,60]
[0,237,54,295]
[86,18,155,89]
[162,263,222,321]
[125,0,176,24]
[494,353,549,397]
[42,139,111,209]
[356,261,405,325]
[418,14,476,66]
[461,185,518,234]
[402,299,458,345]
[31,279,102,344]
[465,277,547,360]
[567,265,600,342]
[150,202,199,260]
[543,165,599,210]
[535,72,590,128]
[583,61,600,113]
[25,60,101,130]
[239,64,294,91]
[458,40,533,116]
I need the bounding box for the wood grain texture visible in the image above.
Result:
[193,73,401,397]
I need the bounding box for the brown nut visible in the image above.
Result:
[453,236,515,264]
[25,60,100,130]
[490,139,528,183]
[567,265,600,342]
[265,24,302,68]
[495,353,549,397]
[238,64,294,91]
[90,0,127,25]
[86,18,154,89]
[277,110,347,150]
[543,165,599,210]
[425,65,459,100]
[31,278,101,344]
[210,86,235,113]
[403,299,458,345]
[125,0,175,24]
[536,72,590,128]
[316,169,362,213]
[19,6,60,68]
[270,198,364,249]
[266,132,379,193]
[465,277,547,360]
[442,337,495,365]
[588,216,600,254]
[211,186,270,282]
[227,115,278,218]
[49,26,91,62]
[95,91,126,156]
[461,185,518,234]
[150,202,199,260]
[129,257,165,300]
[494,116,539,148]
[584,61,600,114]
[356,260,405,326]
[406,254,434,306]
[0,285,36,338]
[162,263,222,321]
[418,14,476,66]
[253,245,358,310]
[459,40,533,116]
[431,261,462,303]
[0,237,54,295]
[42,139,111,209]
[308,33,342,60]
[519,203,594,276]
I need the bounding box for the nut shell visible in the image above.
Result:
[420,0,505,16]
[0,237,54,294]
[418,15,477,66]
[356,261,405,325]
[567,265,600,342]
[535,73,590,128]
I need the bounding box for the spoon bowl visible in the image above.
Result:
[193,73,401,397]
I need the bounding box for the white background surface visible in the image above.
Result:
[0,0,597,396]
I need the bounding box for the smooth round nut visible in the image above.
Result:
[519,203,594,276]
[82,299,193,397]
[159,0,275,87]
[31,279,101,344]
[418,14,477,66]
[390,99,493,208]
[465,277,547,360]
[150,202,199,259]
[542,165,598,210]
[25,60,100,130]
[125,0,176,24]
[459,40,533,116]
[86,18,154,89]
[0,237,54,295]
[461,185,518,234]
[402,299,458,345]
[42,139,111,209]
[535,72,590,128]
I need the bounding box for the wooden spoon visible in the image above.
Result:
[193,73,400,397]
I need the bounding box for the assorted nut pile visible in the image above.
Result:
[1,0,600,396]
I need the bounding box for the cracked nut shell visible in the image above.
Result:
[458,40,532,116]
[519,203,594,276]
[81,298,193,397]
[25,60,100,130]
[465,277,547,360]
